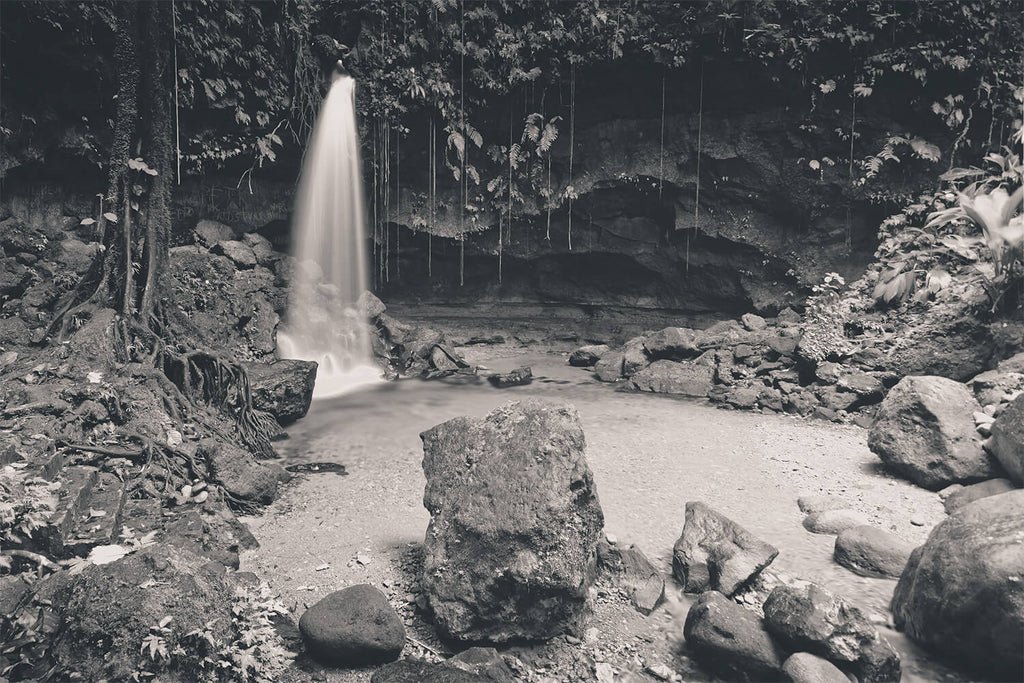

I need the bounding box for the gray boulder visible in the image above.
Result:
[988,394,1024,484]
[943,477,1017,513]
[683,591,787,681]
[593,351,625,382]
[833,526,914,579]
[420,399,604,642]
[621,336,649,378]
[195,218,235,245]
[891,490,1024,680]
[629,360,714,397]
[763,583,900,683]
[643,327,700,361]
[783,653,850,683]
[212,240,258,269]
[868,375,998,489]
[298,584,405,666]
[568,344,610,367]
[968,369,1024,407]
[245,359,317,425]
[201,440,280,504]
[672,502,778,596]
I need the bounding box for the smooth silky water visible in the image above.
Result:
[277,71,382,398]
[249,351,965,682]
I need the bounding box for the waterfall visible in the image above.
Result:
[277,74,381,398]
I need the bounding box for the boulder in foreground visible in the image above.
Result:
[298,584,405,666]
[672,502,778,596]
[868,375,998,489]
[420,399,604,642]
[683,590,786,681]
[891,489,1024,680]
[763,583,900,683]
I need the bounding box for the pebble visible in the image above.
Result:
[910,514,927,526]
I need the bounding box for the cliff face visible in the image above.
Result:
[1,64,934,326]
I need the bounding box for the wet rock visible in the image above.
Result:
[782,653,850,683]
[195,218,235,246]
[643,327,700,361]
[741,313,768,331]
[244,359,317,425]
[30,544,245,682]
[833,526,914,579]
[593,351,625,382]
[569,344,610,367]
[371,660,488,682]
[988,394,1024,484]
[942,477,1017,513]
[763,583,900,683]
[968,369,1024,407]
[802,509,869,535]
[487,366,533,388]
[891,490,1024,680]
[597,539,665,615]
[621,336,649,378]
[212,240,258,269]
[201,440,279,504]
[672,502,778,596]
[298,584,405,666]
[358,291,387,319]
[683,590,786,681]
[419,399,604,642]
[629,360,714,397]
[868,375,998,489]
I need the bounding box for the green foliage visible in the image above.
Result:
[800,272,850,363]
[0,466,59,571]
[131,583,293,682]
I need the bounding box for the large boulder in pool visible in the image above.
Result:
[419,399,604,643]
[890,489,1024,680]
[867,375,999,489]
[244,359,318,425]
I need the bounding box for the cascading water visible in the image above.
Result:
[277,70,381,398]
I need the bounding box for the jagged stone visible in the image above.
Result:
[672,502,778,596]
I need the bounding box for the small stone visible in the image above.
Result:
[803,509,870,535]
[298,584,405,666]
[797,495,838,515]
[909,515,927,527]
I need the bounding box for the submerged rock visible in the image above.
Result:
[782,653,850,683]
[569,344,610,367]
[868,375,998,489]
[298,584,405,667]
[487,366,533,388]
[672,502,778,596]
[683,590,786,681]
[802,509,869,535]
[244,359,317,425]
[763,583,900,683]
[419,399,604,642]
[833,525,914,579]
[891,490,1024,680]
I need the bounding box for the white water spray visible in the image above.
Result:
[277,73,381,398]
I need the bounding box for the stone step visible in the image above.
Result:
[64,472,128,556]
[39,465,98,558]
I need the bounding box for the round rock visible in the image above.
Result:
[298,584,405,666]
[833,526,914,579]
[783,652,851,683]
[802,509,869,535]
